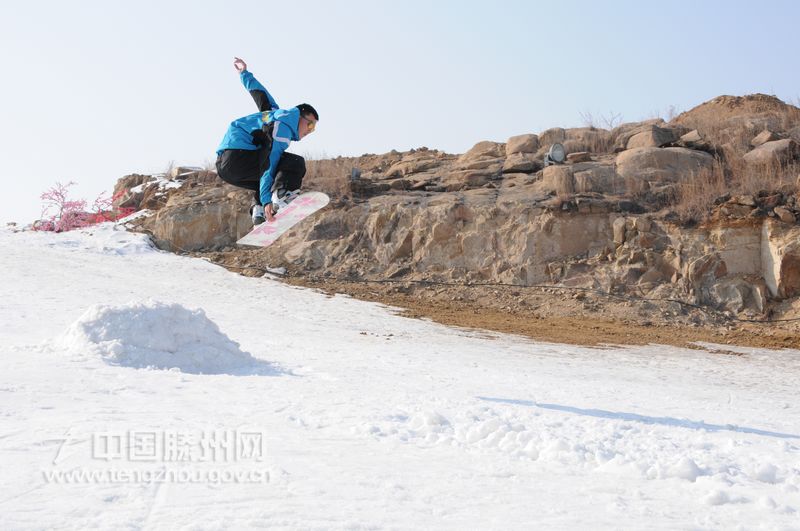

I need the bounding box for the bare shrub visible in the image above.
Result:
[163,160,175,178]
[601,112,623,130]
[578,110,596,129]
[579,110,626,132]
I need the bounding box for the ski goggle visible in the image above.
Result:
[301,115,317,132]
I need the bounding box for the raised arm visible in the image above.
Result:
[233,57,278,112]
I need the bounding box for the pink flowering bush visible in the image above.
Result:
[35,182,134,232]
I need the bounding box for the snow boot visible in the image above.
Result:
[250,204,266,225]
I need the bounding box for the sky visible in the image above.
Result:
[1,0,799,224]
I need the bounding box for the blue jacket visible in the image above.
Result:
[216,70,301,205]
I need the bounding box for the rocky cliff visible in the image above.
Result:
[117,94,800,336]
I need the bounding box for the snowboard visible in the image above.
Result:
[236,191,330,247]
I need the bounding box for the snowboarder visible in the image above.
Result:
[215,57,319,224]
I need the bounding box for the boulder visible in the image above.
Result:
[626,126,680,149]
[113,174,152,209]
[506,134,539,155]
[114,189,145,210]
[539,127,566,147]
[732,194,756,206]
[567,152,592,163]
[459,141,505,163]
[386,159,440,176]
[751,129,781,147]
[142,199,250,251]
[687,253,727,288]
[114,173,151,195]
[709,276,767,313]
[774,206,796,224]
[610,119,665,152]
[743,139,800,165]
[616,147,715,183]
[638,267,664,285]
[680,130,703,144]
[502,153,541,173]
[573,165,619,194]
[542,165,575,195]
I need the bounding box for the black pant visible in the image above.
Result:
[216,149,306,206]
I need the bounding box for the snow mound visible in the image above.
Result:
[87,223,156,255]
[38,222,156,255]
[59,301,262,374]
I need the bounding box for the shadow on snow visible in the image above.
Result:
[477,396,800,440]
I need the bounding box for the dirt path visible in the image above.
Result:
[193,250,800,350]
[287,277,800,350]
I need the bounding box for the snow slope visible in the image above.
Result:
[1,224,799,530]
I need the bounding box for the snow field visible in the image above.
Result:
[1,224,799,529]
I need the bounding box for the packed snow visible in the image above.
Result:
[58,301,270,374]
[1,223,799,529]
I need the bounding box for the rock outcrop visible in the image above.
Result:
[615,147,714,183]
[116,93,800,321]
[744,139,800,165]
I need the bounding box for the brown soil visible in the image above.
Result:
[674,94,800,125]
[282,277,800,350]
[188,232,800,351]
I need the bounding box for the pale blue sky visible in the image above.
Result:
[1,0,798,223]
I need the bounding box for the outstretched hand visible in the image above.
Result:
[233,57,247,73]
[265,203,276,221]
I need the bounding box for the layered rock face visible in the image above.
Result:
[119,95,800,318]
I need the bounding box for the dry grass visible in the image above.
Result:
[672,161,728,221]
[303,156,356,199]
[563,128,613,154]
[672,96,800,157]
[729,156,799,196]
[664,96,800,220]
[671,155,799,222]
